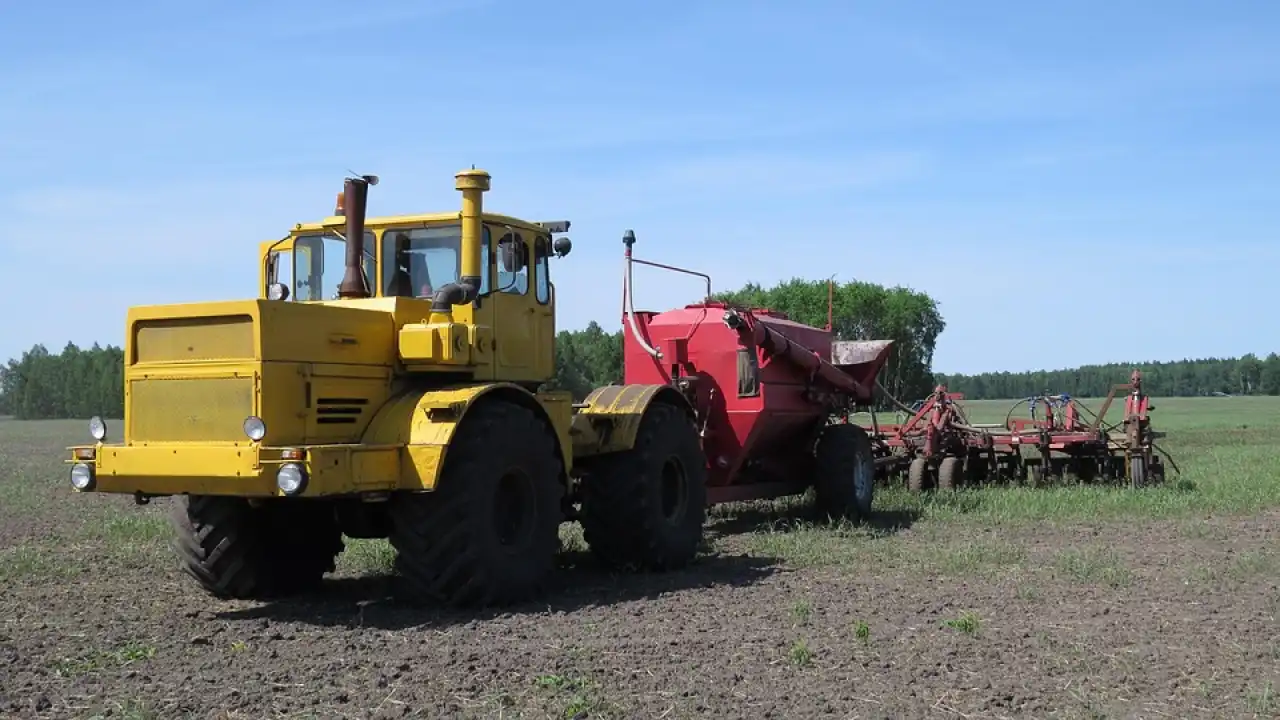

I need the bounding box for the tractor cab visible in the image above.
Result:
[257,216,570,305]
[252,175,573,385]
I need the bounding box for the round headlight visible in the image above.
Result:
[243,416,267,442]
[276,463,306,495]
[70,463,95,491]
[88,416,107,442]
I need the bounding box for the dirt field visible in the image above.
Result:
[2,399,1278,719]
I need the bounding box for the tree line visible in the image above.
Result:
[3,277,1274,419]
[0,343,125,420]
[936,354,1280,399]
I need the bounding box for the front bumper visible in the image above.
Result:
[65,442,411,498]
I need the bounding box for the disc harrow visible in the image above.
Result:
[858,370,1180,491]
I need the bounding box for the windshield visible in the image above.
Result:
[382,225,464,298]
[271,232,374,301]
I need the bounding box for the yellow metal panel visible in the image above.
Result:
[133,314,256,364]
[359,383,566,491]
[537,390,575,472]
[305,375,389,444]
[258,361,308,447]
[404,445,444,489]
[79,444,402,498]
[86,444,272,496]
[129,376,255,443]
[398,321,472,365]
[258,300,396,366]
[352,447,401,489]
[570,384,686,457]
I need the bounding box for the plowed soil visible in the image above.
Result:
[1,419,1277,719]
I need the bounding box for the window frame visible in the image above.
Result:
[495,230,530,296]
[737,346,761,398]
[281,231,375,302]
[533,235,552,305]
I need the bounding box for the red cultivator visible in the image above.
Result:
[860,371,1179,491]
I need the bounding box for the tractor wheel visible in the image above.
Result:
[812,423,876,522]
[388,401,564,607]
[580,401,707,572]
[907,457,932,492]
[171,495,344,599]
[937,456,962,492]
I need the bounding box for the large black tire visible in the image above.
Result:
[907,457,932,492]
[937,456,962,492]
[388,401,564,607]
[171,496,344,599]
[812,423,875,521]
[579,401,707,572]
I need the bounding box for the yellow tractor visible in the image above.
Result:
[66,170,710,607]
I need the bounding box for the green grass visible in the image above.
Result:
[2,396,1279,588]
[844,395,1280,523]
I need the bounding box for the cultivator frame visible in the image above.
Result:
[860,370,1179,491]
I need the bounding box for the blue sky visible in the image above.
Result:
[1,0,1276,374]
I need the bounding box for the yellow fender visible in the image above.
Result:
[569,383,694,459]
[360,382,572,492]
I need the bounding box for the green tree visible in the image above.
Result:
[544,321,625,400]
[0,342,126,420]
[937,353,1280,399]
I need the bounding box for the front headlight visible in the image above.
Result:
[88,416,107,442]
[276,463,307,495]
[243,416,267,442]
[70,463,95,491]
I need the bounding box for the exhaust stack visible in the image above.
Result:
[337,174,378,299]
[430,168,490,312]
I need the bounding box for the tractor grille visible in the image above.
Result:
[129,377,254,442]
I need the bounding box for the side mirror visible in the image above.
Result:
[267,283,290,301]
[499,235,528,273]
[553,237,572,258]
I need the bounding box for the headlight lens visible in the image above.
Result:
[88,416,107,442]
[276,463,306,495]
[243,416,267,442]
[70,463,95,491]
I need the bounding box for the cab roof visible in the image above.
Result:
[292,211,552,235]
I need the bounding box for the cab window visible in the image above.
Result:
[268,249,294,297]
[534,236,551,304]
[496,232,528,295]
[382,226,464,298]
[273,233,373,301]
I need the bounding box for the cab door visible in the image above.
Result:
[488,230,538,382]
[531,235,555,380]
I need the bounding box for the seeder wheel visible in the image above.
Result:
[812,423,876,521]
[1129,456,1147,489]
[937,456,962,491]
[907,457,932,492]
